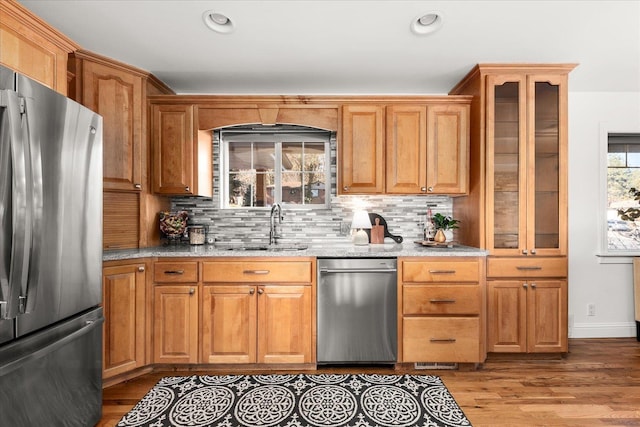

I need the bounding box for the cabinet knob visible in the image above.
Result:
[134,183,141,189]
[189,288,195,295]
[523,283,528,289]
[185,186,190,192]
[531,283,537,289]
[343,186,349,192]
[531,249,537,255]
[522,249,528,255]
[427,186,434,192]
[421,187,427,192]
[249,288,255,295]
[138,266,145,272]
[257,288,264,295]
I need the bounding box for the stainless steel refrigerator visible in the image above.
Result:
[0,64,104,426]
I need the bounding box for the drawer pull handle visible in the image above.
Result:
[164,270,184,275]
[430,338,457,343]
[243,270,270,275]
[516,266,542,270]
[428,270,456,274]
[430,299,456,304]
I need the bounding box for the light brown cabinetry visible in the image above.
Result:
[70,50,173,249]
[486,257,567,353]
[340,100,470,195]
[102,260,148,379]
[399,257,486,364]
[0,0,77,95]
[340,105,386,194]
[450,64,574,353]
[152,261,199,363]
[201,259,315,365]
[150,104,213,197]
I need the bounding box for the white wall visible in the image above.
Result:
[568,91,640,338]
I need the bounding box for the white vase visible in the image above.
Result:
[443,229,454,242]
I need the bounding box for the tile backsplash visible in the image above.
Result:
[170,130,454,245]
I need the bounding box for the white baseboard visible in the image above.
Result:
[570,322,637,338]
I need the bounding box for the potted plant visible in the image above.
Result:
[432,213,460,242]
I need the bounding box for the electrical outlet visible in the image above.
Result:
[340,221,352,236]
[587,303,596,316]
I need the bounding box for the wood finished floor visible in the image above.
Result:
[99,338,640,427]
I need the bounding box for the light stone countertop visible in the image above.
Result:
[103,241,487,261]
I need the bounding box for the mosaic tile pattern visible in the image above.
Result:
[171,131,453,245]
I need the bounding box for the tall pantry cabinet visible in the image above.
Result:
[450,64,576,353]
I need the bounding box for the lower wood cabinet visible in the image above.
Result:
[201,284,313,364]
[399,257,486,364]
[102,260,148,379]
[201,259,315,365]
[486,256,568,353]
[487,280,567,353]
[153,285,199,363]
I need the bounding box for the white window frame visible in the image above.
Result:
[220,131,331,210]
[599,123,640,261]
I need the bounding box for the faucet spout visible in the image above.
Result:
[269,203,283,245]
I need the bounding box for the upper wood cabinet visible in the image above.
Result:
[78,59,143,192]
[341,101,470,196]
[0,0,78,95]
[151,103,213,197]
[386,104,469,195]
[70,51,173,249]
[450,64,575,255]
[340,105,386,194]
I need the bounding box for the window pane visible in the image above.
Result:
[607,135,640,251]
[303,171,325,204]
[228,142,252,171]
[282,172,302,204]
[228,171,255,207]
[282,143,303,172]
[303,142,326,172]
[253,143,275,171]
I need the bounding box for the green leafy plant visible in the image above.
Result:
[432,213,460,230]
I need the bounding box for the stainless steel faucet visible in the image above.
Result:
[269,203,283,245]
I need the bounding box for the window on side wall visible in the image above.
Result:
[220,125,331,209]
[606,133,640,253]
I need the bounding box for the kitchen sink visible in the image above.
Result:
[222,244,308,252]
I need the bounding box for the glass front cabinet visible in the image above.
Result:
[487,73,568,256]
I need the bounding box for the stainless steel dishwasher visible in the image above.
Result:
[317,258,397,365]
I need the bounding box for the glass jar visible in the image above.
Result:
[188,225,205,245]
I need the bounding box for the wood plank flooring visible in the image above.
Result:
[98,338,640,426]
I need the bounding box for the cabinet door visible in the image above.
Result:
[527,280,567,352]
[82,61,143,192]
[257,285,313,364]
[153,285,198,363]
[487,280,527,352]
[426,104,469,194]
[102,263,146,378]
[152,104,195,195]
[201,285,257,364]
[340,105,385,194]
[385,105,427,194]
[486,75,528,255]
[527,74,568,256]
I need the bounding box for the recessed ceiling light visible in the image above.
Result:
[411,12,443,35]
[203,10,234,34]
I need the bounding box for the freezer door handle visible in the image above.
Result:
[0,90,32,320]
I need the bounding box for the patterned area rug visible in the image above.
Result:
[117,374,471,427]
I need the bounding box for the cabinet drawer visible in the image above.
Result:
[487,257,566,278]
[403,317,480,363]
[402,260,479,282]
[202,261,312,283]
[403,285,480,315]
[154,261,199,282]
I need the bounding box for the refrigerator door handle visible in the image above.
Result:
[0,90,32,320]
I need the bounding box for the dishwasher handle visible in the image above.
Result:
[319,268,397,274]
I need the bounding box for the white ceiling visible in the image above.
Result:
[18,0,640,95]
